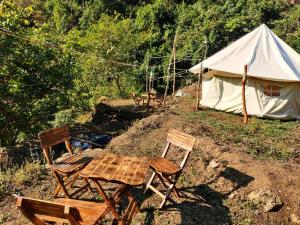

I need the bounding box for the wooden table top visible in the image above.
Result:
[80,153,150,186]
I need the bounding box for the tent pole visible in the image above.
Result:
[172,32,178,97]
[145,52,149,93]
[242,65,248,124]
[196,63,203,110]
[163,33,177,107]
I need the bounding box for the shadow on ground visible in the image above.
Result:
[139,167,254,225]
[92,103,146,136]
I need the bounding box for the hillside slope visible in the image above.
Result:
[1,97,300,225]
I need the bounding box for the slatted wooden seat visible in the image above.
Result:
[144,129,196,209]
[52,154,91,174]
[15,196,108,225]
[150,157,182,175]
[38,126,92,198]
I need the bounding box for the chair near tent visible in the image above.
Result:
[131,92,146,108]
[15,196,108,225]
[147,90,163,108]
[144,129,196,209]
[38,126,92,198]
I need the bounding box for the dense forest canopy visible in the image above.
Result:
[0,0,299,146]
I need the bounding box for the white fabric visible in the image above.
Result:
[190,24,300,82]
[201,76,300,119]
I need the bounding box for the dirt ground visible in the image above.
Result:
[1,96,300,225]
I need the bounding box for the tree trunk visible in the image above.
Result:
[114,75,123,97]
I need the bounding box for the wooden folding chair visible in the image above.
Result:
[15,196,108,225]
[144,128,196,209]
[131,92,145,108]
[38,126,92,198]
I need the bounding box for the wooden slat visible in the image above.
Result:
[16,197,70,221]
[150,157,182,175]
[80,153,149,186]
[123,198,136,223]
[38,126,70,149]
[16,196,108,225]
[148,185,165,199]
[167,128,196,151]
[54,198,108,225]
[51,155,92,174]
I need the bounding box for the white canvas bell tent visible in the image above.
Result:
[190,24,300,120]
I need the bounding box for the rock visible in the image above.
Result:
[248,189,283,212]
[228,192,236,199]
[175,89,184,97]
[208,160,220,170]
[175,88,194,98]
[291,213,300,224]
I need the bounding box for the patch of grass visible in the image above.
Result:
[0,212,10,224]
[236,218,253,225]
[0,160,46,197]
[185,110,299,160]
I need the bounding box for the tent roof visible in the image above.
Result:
[190,24,300,82]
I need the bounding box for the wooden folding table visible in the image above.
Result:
[80,153,149,225]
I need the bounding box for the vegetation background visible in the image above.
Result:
[0,0,299,146]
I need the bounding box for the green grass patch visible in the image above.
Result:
[185,110,299,160]
[0,160,47,198]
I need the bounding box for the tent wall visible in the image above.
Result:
[201,76,300,119]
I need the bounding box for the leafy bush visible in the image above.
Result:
[0,160,46,197]
[52,109,77,127]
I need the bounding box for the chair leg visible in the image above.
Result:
[155,172,169,189]
[83,177,93,194]
[172,185,181,198]
[53,184,61,198]
[144,172,156,194]
[163,175,181,199]
[125,190,140,213]
[159,183,175,209]
[52,171,70,198]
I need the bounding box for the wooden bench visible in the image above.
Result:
[15,196,108,225]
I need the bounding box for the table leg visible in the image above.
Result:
[91,179,124,225]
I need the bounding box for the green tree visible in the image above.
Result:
[0,1,75,145]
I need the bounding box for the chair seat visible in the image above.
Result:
[52,198,108,225]
[150,157,182,176]
[51,154,92,174]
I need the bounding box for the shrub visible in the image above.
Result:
[52,109,77,127]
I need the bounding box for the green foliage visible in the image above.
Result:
[67,14,149,99]
[273,5,300,52]
[0,0,299,147]
[52,109,77,127]
[0,1,76,145]
[0,160,45,197]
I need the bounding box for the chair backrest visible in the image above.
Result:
[131,92,141,105]
[38,126,73,165]
[15,196,80,225]
[162,128,196,169]
[167,129,195,152]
